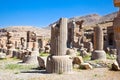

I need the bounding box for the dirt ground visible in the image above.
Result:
[0,58,120,80]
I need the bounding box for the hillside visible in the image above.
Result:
[0,26,51,38]
[69,14,101,26]
[48,11,117,29]
[69,12,117,27]
[0,11,117,37]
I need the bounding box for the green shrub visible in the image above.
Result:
[106,53,116,60]
[83,55,91,61]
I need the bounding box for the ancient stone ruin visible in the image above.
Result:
[20,37,26,50]
[91,25,106,60]
[46,18,72,73]
[22,31,39,64]
[113,11,120,67]
[6,32,14,57]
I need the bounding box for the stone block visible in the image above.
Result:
[72,56,84,65]
[37,56,45,69]
[112,61,120,71]
[80,63,93,70]
[91,50,106,60]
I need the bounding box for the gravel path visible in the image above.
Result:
[0,68,120,80]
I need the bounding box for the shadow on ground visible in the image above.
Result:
[20,69,49,74]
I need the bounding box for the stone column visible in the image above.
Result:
[26,31,32,51]
[46,18,72,74]
[32,41,39,56]
[22,31,39,64]
[91,25,106,60]
[6,32,13,57]
[20,37,26,50]
[113,15,120,67]
[32,42,38,51]
[94,26,103,50]
[15,41,18,49]
[50,24,56,55]
[0,39,3,52]
[58,18,67,55]
[27,42,33,51]
[71,20,76,48]
[38,38,45,52]
[67,20,75,48]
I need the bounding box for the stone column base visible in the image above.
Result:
[46,55,72,74]
[6,49,13,58]
[91,50,106,60]
[46,55,53,73]
[31,51,39,56]
[22,51,39,64]
[22,55,38,64]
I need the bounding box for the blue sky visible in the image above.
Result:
[0,0,118,28]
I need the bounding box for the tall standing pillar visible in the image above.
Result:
[58,18,67,55]
[6,32,14,57]
[46,18,72,73]
[91,25,106,60]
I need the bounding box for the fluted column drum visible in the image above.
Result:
[52,56,72,73]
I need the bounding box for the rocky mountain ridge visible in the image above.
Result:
[0,26,51,37]
[69,12,117,27]
[0,11,117,37]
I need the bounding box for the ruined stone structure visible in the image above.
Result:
[113,0,120,67]
[27,31,36,50]
[67,20,75,48]
[38,37,44,50]
[6,32,14,57]
[0,27,50,60]
[104,26,115,49]
[67,20,88,49]
[91,25,106,60]
[20,37,26,50]
[75,20,85,47]
[22,31,39,64]
[114,16,120,66]
[87,42,93,52]
[0,39,4,52]
[46,18,72,73]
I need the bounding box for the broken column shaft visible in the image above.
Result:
[46,18,72,73]
[58,18,67,55]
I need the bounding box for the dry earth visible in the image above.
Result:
[0,58,120,80]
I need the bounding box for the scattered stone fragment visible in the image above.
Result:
[112,61,120,71]
[37,56,45,69]
[80,63,93,70]
[72,56,84,65]
[66,48,76,57]
[0,53,6,59]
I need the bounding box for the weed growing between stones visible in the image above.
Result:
[39,52,50,57]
